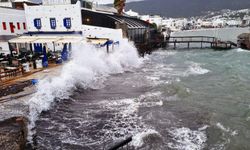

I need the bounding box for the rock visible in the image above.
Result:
[0,80,32,98]
[0,117,28,150]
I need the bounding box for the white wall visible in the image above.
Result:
[0,42,10,54]
[0,7,26,35]
[24,2,82,32]
[42,0,71,5]
[0,2,12,8]
[0,7,26,54]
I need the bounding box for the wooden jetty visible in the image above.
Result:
[167,36,237,50]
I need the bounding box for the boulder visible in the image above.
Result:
[0,117,28,150]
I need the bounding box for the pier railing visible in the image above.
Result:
[168,36,217,44]
[167,36,237,50]
[0,66,24,82]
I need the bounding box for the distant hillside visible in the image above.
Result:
[125,0,250,17]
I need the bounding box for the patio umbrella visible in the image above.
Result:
[68,43,72,58]
[42,45,48,68]
[61,43,68,61]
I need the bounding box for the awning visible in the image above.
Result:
[55,36,84,44]
[0,35,16,42]
[32,37,60,43]
[9,35,85,44]
[87,38,108,45]
[8,36,37,43]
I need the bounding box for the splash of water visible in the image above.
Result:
[26,39,142,143]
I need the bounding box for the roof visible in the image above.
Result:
[12,0,40,4]
[0,35,17,42]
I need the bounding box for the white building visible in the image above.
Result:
[212,19,226,28]
[140,15,162,28]
[125,9,139,18]
[242,16,250,26]
[23,0,123,41]
[162,18,189,31]
[0,5,27,54]
[226,19,242,27]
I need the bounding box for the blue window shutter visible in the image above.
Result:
[50,18,56,29]
[34,18,42,29]
[63,18,71,29]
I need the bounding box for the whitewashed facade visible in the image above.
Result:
[24,1,123,41]
[24,2,82,32]
[0,7,26,54]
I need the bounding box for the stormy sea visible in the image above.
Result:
[27,28,250,150]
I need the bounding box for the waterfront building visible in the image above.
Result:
[8,0,155,54]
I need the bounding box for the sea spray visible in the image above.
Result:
[26,39,142,143]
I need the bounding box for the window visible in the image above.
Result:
[50,18,56,29]
[9,22,14,33]
[34,18,41,29]
[17,22,20,30]
[63,18,71,29]
[2,22,7,30]
[23,23,26,30]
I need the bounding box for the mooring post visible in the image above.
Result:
[174,40,176,49]
[187,42,190,49]
[106,42,109,53]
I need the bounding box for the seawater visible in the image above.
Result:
[27,29,250,150]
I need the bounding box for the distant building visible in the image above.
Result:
[242,16,250,26]
[226,19,242,27]
[201,21,213,28]
[125,9,139,18]
[212,19,226,28]
[140,15,162,29]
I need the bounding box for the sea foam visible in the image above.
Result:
[26,39,142,143]
[168,127,207,150]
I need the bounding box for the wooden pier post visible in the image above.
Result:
[187,42,190,49]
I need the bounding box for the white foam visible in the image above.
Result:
[236,48,250,53]
[168,127,207,150]
[137,91,163,107]
[216,122,238,136]
[26,39,142,143]
[185,62,210,76]
[131,129,161,148]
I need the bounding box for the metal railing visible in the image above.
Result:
[0,66,24,82]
